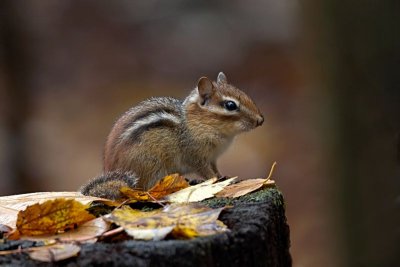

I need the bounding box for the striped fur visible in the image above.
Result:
[120,111,180,141]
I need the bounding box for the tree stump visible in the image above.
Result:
[0,188,291,267]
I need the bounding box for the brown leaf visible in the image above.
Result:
[20,217,110,243]
[29,244,80,262]
[165,177,237,203]
[120,173,189,201]
[217,162,277,198]
[16,199,95,236]
[216,178,275,198]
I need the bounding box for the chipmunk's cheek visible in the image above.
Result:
[233,121,250,133]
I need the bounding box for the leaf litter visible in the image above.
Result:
[105,203,227,240]
[0,163,278,260]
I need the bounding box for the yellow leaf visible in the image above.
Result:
[172,206,227,239]
[16,199,95,236]
[29,244,81,262]
[120,173,189,201]
[109,206,160,224]
[105,203,228,240]
[165,177,237,203]
[105,206,168,240]
[0,191,117,229]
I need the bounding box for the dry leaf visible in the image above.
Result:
[5,229,20,240]
[125,226,175,241]
[20,217,110,243]
[217,162,277,198]
[0,191,116,228]
[216,178,275,198]
[105,206,168,240]
[165,177,237,203]
[120,173,189,201]
[16,199,95,236]
[0,206,20,232]
[171,206,227,238]
[105,203,227,240]
[29,244,81,262]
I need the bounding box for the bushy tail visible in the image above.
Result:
[80,171,138,200]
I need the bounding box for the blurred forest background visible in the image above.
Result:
[0,1,399,266]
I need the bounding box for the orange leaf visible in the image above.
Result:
[16,199,95,236]
[120,173,189,201]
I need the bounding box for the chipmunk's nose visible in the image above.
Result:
[256,115,264,127]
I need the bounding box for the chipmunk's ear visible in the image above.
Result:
[197,77,215,102]
[217,72,227,84]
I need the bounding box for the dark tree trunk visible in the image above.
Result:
[305,1,400,266]
[0,0,35,194]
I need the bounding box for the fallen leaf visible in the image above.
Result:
[16,199,95,236]
[165,177,237,203]
[171,206,227,239]
[120,173,189,201]
[29,244,81,262]
[4,229,20,240]
[125,226,175,241]
[216,178,275,198]
[217,162,277,198]
[105,206,167,240]
[0,191,117,228]
[20,217,110,243]
[105,203,228,240]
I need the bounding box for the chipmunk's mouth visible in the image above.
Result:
[244,115,264,130]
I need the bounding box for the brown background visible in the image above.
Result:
[1,1,399,267]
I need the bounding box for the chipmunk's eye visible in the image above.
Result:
[223,100,238,111]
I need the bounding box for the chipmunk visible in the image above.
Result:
[80,72,264,200]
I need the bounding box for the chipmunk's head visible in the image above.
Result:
[184,72,264,137]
